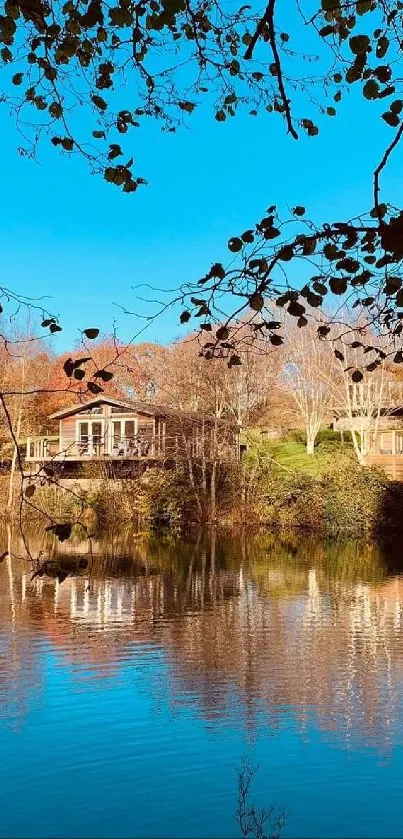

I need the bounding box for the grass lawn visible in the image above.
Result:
[243,433,353,476]
[266,440,323,475]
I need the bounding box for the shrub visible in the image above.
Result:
[238,455,392,535]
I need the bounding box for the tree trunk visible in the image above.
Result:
[351,429,365,464]
[181,429,203,521]
[210,460,217,522]
[7,358,26,513]
[201,423,207,494]
[209,416,219,521]
[8,396,24,512]
[306,436,315,456]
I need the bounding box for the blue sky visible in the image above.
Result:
[1,70,401,351]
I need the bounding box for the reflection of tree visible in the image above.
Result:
[0,557,44,730]
[2,528,403,752]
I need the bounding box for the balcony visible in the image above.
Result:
[25,435,163,462]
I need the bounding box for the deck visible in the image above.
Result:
[25,435,168,462]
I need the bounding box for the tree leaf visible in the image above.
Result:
[329,276,348,294]
[363,79,379,100]
[228,237,243,252]
[288,300,305,317]
[63,357,75,377]
[216,326,229,340]
[228,354,242,367]
[382,110,400,127]
[376,36,389,58]
[88,381,103,394]
[83,328,100,339]
[45,523,72,542]
[249,292,264,311]
[349,34,370,54]
[318,325,331,337]
[94,369,114,381]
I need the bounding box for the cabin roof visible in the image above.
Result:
[48,396,229,425]
[48,397,167,420]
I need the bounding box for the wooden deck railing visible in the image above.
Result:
[25,434,161,461]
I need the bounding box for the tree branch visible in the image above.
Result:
[373,121,403,221]
[244,0,298,140]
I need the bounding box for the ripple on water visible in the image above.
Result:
[2,538,403,837]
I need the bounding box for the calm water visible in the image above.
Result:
[2,529,403,838]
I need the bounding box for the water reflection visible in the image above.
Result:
[2,528,403,755]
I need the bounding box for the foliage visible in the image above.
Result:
[2,0,403,348]
[240,453,392,534]
[2,0,403,198]
[175,202,403,366]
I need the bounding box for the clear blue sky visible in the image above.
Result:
[0,72,401,352]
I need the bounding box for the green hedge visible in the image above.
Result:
[243,461,396,535]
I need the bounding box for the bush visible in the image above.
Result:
[237,455,392,535]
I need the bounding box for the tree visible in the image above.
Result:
[0,317,55,507]
[47,337,150,411]
[280,318,336,455]
[330,326,393,463]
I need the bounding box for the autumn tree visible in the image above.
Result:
[46,337,151,413]
[330,325,395,463]
[280,317,336,455]
[0,318,55,507]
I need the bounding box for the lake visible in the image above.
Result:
[1,528,403,838]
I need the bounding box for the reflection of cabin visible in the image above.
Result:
[332,382,403,479]
[24,397,238,475]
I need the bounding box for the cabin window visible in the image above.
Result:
[112,421,121,445]
[29,441,35,458]
[396,433,403,454]
[92,422,102,446]
[79,422,89,443]
[125,420,135,440]
[380,432,392,454]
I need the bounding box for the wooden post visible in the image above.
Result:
[392,429,396,456]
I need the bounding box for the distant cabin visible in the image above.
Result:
[333,381,403,480]
[24,397,238,473]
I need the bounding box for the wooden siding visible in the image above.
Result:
[364,455,403,481]
[60,416,76,455]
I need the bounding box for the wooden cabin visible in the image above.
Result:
[332,381,403,479]
[24,397,238,473]
[363,426,403,480]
